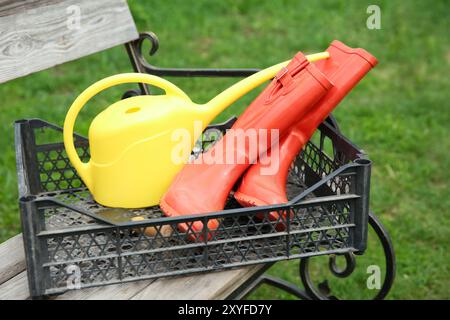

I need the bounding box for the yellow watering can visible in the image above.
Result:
[63,52,329,208]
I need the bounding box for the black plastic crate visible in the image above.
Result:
[15,117,371,298]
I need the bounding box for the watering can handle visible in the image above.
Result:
[63,73,191,189]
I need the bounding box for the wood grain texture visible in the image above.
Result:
[130,266,265,300]
[0,0,138,83]
[56,266,265,300]
[0,234,26,285]
[0,271,29,300]
[54,279,156,300]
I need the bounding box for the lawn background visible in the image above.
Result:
[0,0,449,299]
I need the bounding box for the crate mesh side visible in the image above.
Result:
[26,121,357,293]
[43,199,353,290]
[36,144,88,192]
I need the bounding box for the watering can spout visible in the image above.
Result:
[203,51,330,123]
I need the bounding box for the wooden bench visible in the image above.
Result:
[0,0,266,300]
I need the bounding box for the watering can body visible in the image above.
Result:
[64,53,329,208]
[86,95,205,208]
[64,74,209,208]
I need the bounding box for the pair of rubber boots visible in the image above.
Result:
[160,40,378,240]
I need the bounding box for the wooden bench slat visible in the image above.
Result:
[0,0,138,84]
[54,279,156,300]
[55,267,264,300]
[131,266,264,300]
[0,234,26,285]
[0,271,29,300]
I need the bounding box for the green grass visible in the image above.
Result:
[0,0,449,299]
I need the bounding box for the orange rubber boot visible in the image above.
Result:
[234,40,378,228]
[160,52,333,240]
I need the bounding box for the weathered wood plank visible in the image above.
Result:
[54,267,264,300]
[131,266,264,300]
[0,234,26,285]
[54,279,157,300]
[0,271,29,300]
[0,0,138,83]
[55,266,264,300]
